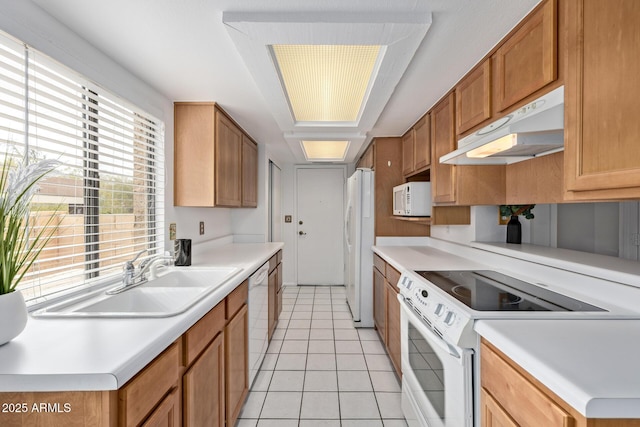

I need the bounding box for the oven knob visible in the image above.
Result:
[444,311,456,326]
[420,289,429,298]
[434,303,445,316]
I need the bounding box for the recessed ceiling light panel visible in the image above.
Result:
[300,140,350,161]
[272,45,381,123]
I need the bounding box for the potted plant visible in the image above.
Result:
[1,154,58,345]
[499,204,535,244]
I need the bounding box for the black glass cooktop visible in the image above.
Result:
[415,270,605,312]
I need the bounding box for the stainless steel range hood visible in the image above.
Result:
[440,86,564,165]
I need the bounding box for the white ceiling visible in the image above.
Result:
[32,0,541,165]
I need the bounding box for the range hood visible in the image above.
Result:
[440,86,564,165]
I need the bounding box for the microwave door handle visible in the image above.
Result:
[397,294,461,359]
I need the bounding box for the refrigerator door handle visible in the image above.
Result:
[344,202,352,250]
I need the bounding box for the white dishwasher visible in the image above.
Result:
[248,261,269,386]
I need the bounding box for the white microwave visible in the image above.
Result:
[393,182,432,216]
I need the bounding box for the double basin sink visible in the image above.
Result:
[32,267,242,318]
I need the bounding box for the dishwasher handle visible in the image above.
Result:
[250,263,269,287]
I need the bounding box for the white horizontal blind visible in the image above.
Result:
[0,30,165,303]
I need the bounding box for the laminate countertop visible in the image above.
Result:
[0,240,283,392]
[373,238,640,419]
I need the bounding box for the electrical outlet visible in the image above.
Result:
[169,223,176,240]
[199,221,205,235]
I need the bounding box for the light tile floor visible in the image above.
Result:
[237,285,408,427]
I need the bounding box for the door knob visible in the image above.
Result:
[299,231,307,235]
[299,220,303,225]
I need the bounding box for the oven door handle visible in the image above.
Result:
[398,294,462,359]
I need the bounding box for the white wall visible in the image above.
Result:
[0,0,234,251]
[280,163,297,285]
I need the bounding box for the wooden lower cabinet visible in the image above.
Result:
[373,263,386,337]
[372,253,401,377]
[225,304,248,427]
[481,388,518,427]
[385,280,401,376]
[182,333,224,427]
[481,339,640,427]
[267,250,283,341]
[119,342,181,427]
[142,389,180,427]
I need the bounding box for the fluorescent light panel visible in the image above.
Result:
[301,140,349,161]
[272,44,381,122]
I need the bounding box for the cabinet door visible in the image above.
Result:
[215,110,242,207]
[242,135,258,207]
[276,262,283,318]
[385,281,402,376]
[494,0,557,112]
[119,342,180,427]
[402,130,415,176]
[183,333,225,427]
[225,304,249,427]
[413,114,431,171]
[565,0,640,198]
[431,93,457,204]
[268,268,277,340]
[373,267,386,342]
[141,388,180,427]
[481,388,518,427]
[456,60,491,135]
[174,103,216,207]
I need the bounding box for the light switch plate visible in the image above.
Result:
[199,221,205,235]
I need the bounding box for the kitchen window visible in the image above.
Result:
[0,30,165,304]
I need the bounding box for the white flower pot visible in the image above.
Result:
[0,291,28,346]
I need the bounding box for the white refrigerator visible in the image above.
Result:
[344,168,375,328]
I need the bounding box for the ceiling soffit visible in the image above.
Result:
[223,11,432,163]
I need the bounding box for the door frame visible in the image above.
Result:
[293,164,347,285]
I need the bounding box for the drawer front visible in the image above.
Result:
[184,301,225,366]
[373,253,386,274]
[276,249,282,265]
[119,342,180,427]
[227,280,248,319]
[481,341,572,427]
[268,254,278,273]
[385,264,401,291]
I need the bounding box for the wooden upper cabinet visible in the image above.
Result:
[431,93,457,204]
[174,102,258,207]
[413,114,431,171]
[401,129,415,176]
[214,110,242,207]
[456,60,491,135]
[494,0,557,112]
[402,114,431,178]
[242,134,258,207]
[357,142,375,170]
[564,0,640,200]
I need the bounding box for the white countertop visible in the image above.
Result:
[373,238,640,419]
[0,241,283,392]
[475,319,640,418]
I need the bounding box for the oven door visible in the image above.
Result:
[399,295,473,427]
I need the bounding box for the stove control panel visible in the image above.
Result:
[398,271,475,348]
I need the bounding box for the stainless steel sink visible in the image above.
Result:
[32,267,242,318]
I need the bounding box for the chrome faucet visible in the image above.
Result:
[107,250,174,295]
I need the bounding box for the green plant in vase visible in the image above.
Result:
[0,153,58,344]
[499,204,535,244]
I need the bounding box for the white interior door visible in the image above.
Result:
[296,166,345,285]
[269,161,282,242]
